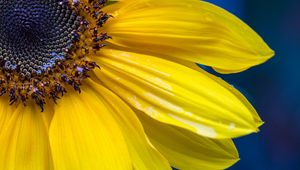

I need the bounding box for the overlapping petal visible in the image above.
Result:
[86,80,171,170]
[49,80,172,169]
[103,0,274,73]
[0,98,53,170]
[137,110,239,170]
[49,88,132,170]
[93,48,262,139]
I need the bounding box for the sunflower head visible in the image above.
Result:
[0,0,274,170]
[0,0,110,111]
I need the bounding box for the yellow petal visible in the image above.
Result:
[137,110,239,170]
[86,80,171,170]
[49,89,132,170]
[103,0,274,73]
[94,49,262,139]
[0,98,53,170]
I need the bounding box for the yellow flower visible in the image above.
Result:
[0,0,274,170]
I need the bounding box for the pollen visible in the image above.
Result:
[0,0,111,111]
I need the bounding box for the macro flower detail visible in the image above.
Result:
[0,0,274,170]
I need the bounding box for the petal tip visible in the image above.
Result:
[261,47,275,61]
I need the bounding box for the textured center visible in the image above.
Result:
[0,0,81,79]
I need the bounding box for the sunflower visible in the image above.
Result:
[0,0,273,169]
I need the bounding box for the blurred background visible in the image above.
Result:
[205,0,300,169]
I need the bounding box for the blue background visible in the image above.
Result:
[206,0,300,169]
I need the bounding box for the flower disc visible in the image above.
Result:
[0,0,110,110]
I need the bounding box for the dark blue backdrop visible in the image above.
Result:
[206,0,300,169]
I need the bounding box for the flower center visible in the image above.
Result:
[0,0,110,111]
[0,0,81,78]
